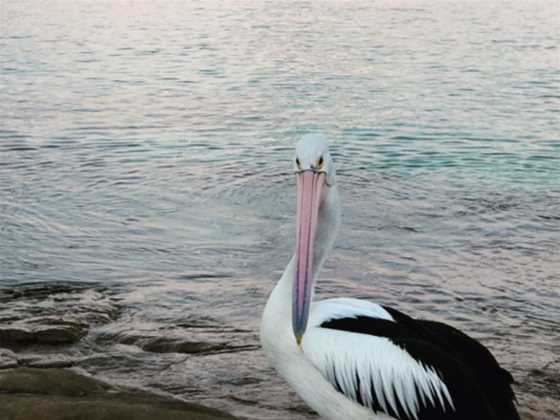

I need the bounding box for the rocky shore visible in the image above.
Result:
[0,282,239,420]
[0,367,236,420]
[0,281,557,420]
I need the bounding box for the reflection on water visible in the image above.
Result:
[1,0,559,418]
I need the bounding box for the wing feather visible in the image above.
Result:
[302,327,457,420]
[301,299,519,419]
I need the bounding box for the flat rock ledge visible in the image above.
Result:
[0,282,120,350]
[0,368,237,420]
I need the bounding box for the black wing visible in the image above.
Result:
[320,308,519,420]
[383,306,520,420]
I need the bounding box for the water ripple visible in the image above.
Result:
[0,0,559,418]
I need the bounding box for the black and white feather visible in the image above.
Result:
[301,298,519,420]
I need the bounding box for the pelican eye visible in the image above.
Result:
[317,156,324,168]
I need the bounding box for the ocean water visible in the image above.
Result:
[1,0,559,418]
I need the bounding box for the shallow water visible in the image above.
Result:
[1,0,559,418]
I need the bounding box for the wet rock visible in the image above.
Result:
[0,348,18,369]
[0,323,88,346]
[0,282,93,303]
[0,367,109,396]
[101,332,258,355]
[517,393,560,420]
[0,282,120,349]
[141,338,228,354]
[515,358,560,420]
[17,354,81,369]
[0,368,237,420]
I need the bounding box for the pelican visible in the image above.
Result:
[260,134,520,420]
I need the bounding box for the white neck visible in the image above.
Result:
[311,184,340,276]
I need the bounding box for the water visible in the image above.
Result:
[1,0,559,418]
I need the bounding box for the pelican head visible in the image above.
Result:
[294,133,336,187]
[292,134,336,345]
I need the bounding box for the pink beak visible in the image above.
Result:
[293,170,324,345]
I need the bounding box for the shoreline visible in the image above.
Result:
[0,281,557,419]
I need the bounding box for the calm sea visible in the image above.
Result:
[1,1,559,418]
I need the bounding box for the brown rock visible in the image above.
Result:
[0,368,237,420]
[0,323,88,347]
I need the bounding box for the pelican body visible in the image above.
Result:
[260,134,520,420]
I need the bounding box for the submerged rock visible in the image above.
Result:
[0,323,88,346]
[130,336,257,355]
[141,338,228,354]
[96,327,259,356]
[0,282,119,349]
[515,358,560,420]
[0,348,18,369]
[17,353,83,369]
[0,368,237,420]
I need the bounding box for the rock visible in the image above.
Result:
[0,323,88,346]
[17,354,80,369]
[514,358,560,420]
[0,348,18,369]
[97,330,258,355]
[517,393,560,420]
[0,282,120,349]
[0,367,109,396]
[0,368,237,420]
[141,338,228,354]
